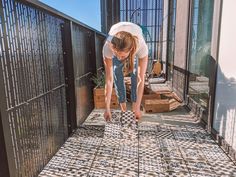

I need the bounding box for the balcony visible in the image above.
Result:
[0,0,236,177]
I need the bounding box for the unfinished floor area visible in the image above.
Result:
[39,107,236,177]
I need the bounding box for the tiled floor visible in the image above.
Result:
[39,108,236,177]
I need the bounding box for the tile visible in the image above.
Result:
[186,160,213,174]
[201,148,231,162]
[121,139,138,147]
[160,148,182,160]
[179,147,205,161]
[157,138,177,149]
[104,123,122,139]
[139,171,163,177]
[116,145,138,159]
[139,147,161,158]
[139,130,157,137]
[88,168,114,177]
[114,156,138,169]
[68,157,94,167]
[101,138,120,147]
[75,125,105,138]
[162,159,188,173]
[210,160,236,176]
[175,139,200,149]
[139,156,163,173]
[91,156,116,169]
[64,166,90,177]
[163,171,191,177]
[112,169,138,177]
[138,124,158,131]
[173,130,195,141]
[156,130,174,139]
[120,111,138,126]
[97,145,118,157]
[139,140,158,149]
[190,172,217,177]
[39,109,236,177]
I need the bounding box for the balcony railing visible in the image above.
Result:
[0,0,106,176]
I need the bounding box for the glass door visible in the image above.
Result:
[187,0,214,123]
[166,0,176,87]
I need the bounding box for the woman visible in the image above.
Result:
[102,22,148,121]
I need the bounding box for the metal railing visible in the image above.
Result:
[0,0,105,177]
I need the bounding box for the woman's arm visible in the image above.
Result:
[135,55,148,118]
[103,57,113,120]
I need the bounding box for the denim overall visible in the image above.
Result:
[112,56,138,103]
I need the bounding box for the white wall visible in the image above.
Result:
[213,0,236,150]
[161,0,169,74]
[174,0,189,69]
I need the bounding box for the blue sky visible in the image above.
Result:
[39,0,101,31]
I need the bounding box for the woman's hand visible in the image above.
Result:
[134,107,142,120]
[104,110,112,121]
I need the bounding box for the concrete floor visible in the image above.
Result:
[39,106,236,177]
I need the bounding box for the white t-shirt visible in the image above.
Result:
[103,22,148,59]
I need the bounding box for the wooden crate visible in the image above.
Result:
[93,87,119,109]
[169,99,182,111]
[141,93,161,104]
[144,99,170,113]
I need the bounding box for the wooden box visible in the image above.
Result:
[144,99,170,113]
[93,87,119,109]
[141,93,161,104]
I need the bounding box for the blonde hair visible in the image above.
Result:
[111,31,138,73]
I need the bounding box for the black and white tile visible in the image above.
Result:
[39,109,236,177]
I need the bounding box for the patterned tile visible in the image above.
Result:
[139,171,163,177]
[88,168,114,177]
[210,161,236,176]
[112,169,138,177]
[190,172,217,177]
[179,147,205,161]
[186,160,213,174]
[201,148,231,162]
[175,139,200,149]
[160,148,182,160]
[162,159,188,173]
[75,125,105,138]
[116,145,138,159]
[157,138,177,149]
[139,147,161,159]
[104,123,122,139]
[91,156,116,169]
[96,145,118,157]
[173,130,195,141]
[139,156,163,173]
[39,109,236,177]
[101,137,120,147]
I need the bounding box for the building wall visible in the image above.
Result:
[162,0,169,74]
[213,0,236,153]
[172,0,190,100]
[101,0,120,33]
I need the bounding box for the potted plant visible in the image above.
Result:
[91,71,119,109]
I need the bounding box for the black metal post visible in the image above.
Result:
[0,114,10,177]
[61,21,77,135]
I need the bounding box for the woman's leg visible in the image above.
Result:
[112,57,127,111]
[131,58,138,111]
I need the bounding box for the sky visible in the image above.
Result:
[39,0,101,31]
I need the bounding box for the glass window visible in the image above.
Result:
[167,0,176,86]
[187,0,214,122]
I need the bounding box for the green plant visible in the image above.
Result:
[91,71,105,88]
